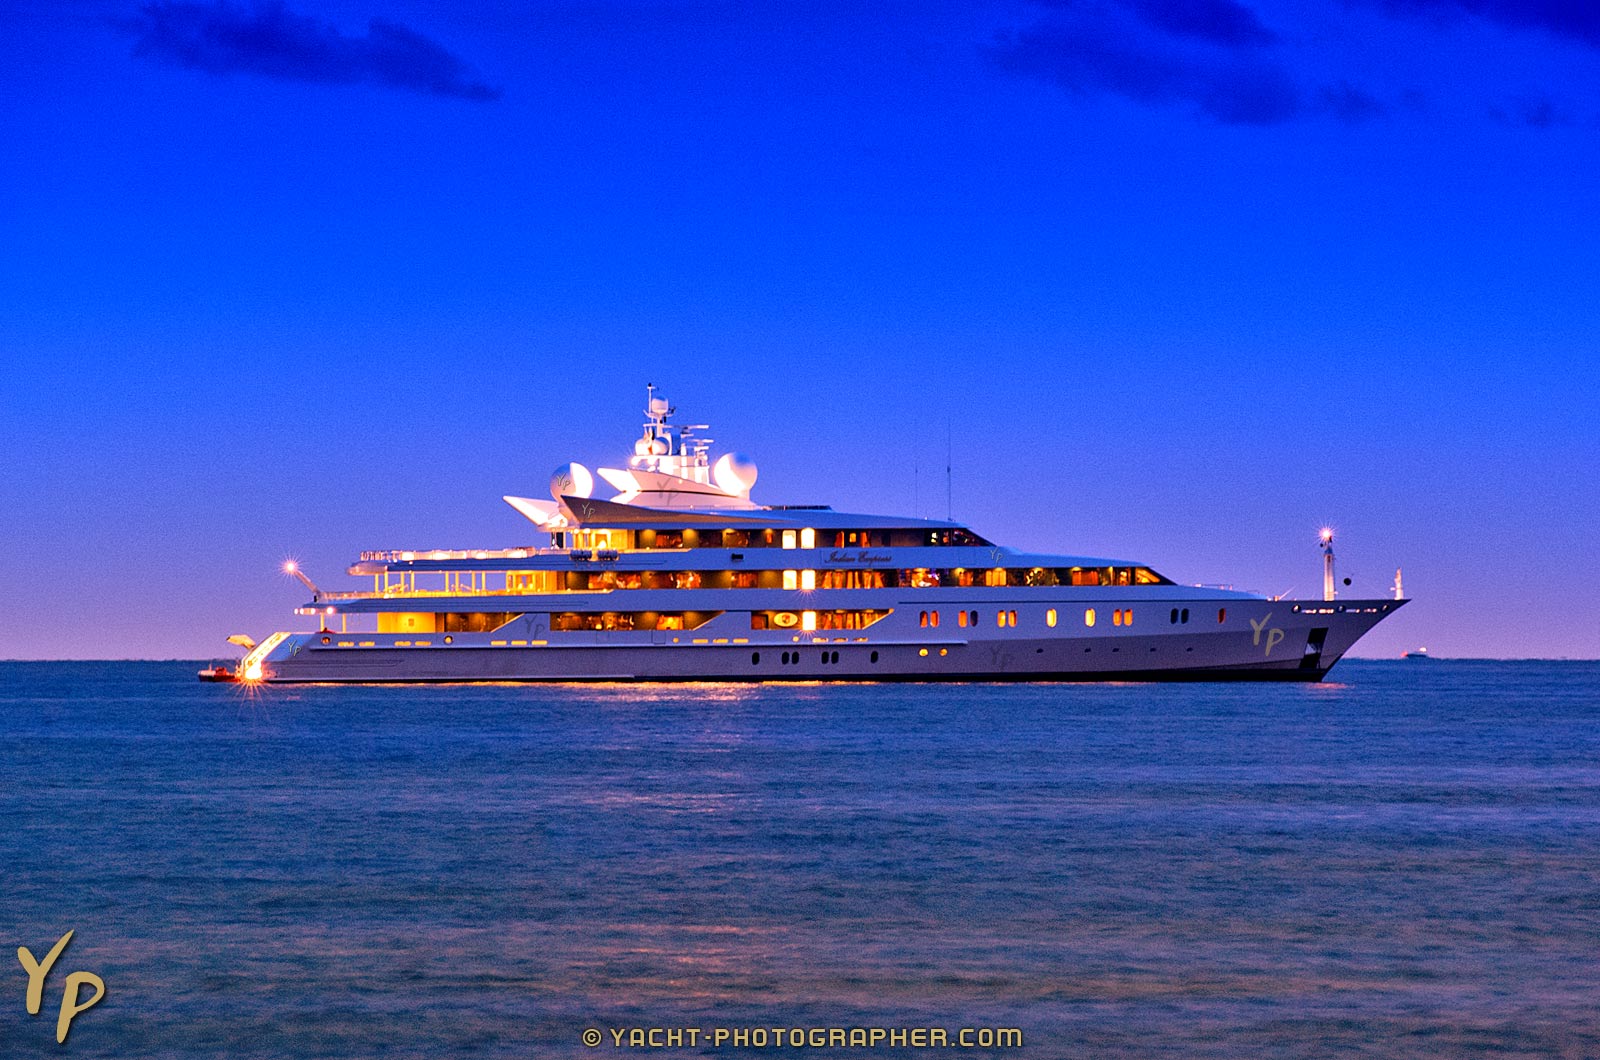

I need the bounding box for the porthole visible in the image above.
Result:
[444,635,453,644]
[781,651,790,664]
[752,651,761,665]
[1046,608,1057,628]
[1218,608,1226,624]
[831,651,840,663]
[958,610,968,627]
[919,611,928,628]
[969,611,978,626]
[919,648,929,657]
[930,611,940,628]
[939,648,948,656]
[1170,608,1179,624]
[997,611,1006,628]
[1181,608,1189,623]
[321,635,331,644]
[1085,608,1096,627]
[1113,609,1123,627]
[870,651,879,663]
[1009,610,1018,627]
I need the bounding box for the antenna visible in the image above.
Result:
[913,459,920,518]
[946,419,952,522]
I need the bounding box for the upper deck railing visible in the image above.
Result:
[359,548,553,562]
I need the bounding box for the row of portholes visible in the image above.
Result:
[920,607,1147,629]
[923,609,1023,629]
[1170,608,1191,624]
[756,650,883,665]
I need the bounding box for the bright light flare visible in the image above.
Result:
[1318,527,1334,544]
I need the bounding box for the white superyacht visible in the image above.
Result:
[234,387,1404,683]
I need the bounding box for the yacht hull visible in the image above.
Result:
[250,599,1403,684]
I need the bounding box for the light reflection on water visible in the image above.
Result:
[2,660,1598,1058]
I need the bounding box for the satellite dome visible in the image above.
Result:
[550,462,594,501]
[713,452,759,495]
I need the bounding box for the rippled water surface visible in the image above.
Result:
[2,661,1598,1058]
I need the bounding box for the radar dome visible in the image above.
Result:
[550,462,594,501]
[713,452,759,496]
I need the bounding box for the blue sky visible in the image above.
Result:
[3,0,1597,659]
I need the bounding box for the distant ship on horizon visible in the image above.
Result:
[1404,647,1438,660]
[230,387,1406,684]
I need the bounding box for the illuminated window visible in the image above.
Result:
[1123,609,1132,626]
[918,647,929,656]
[782,530,797,549]
[997,611,1006,628]
[1113,609,1123,627]
[930,610,940,628]
[939,648,948,656]
[800,570,816,591]
[1009,610,1018,627]
[1085,608,1096,627]
[919,610,928,628]
[783,570,798,590]
[958,610,968,627]
[800,528,816,549]
[801,610,817,631]
[1047,608,1057,628]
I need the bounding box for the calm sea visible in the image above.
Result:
[2,661,1598,1058]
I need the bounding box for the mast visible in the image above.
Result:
[1320,528,1336,601]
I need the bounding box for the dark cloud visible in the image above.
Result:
[1489,94,1576,126]
[988,3,1301,125]
[1353,0,1600,47]
[1120,0,1278,46]
[120,2,501,101]
[1319,81,1388,122]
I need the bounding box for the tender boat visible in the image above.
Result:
[233,387,1406,683]
[196,662,238,683]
